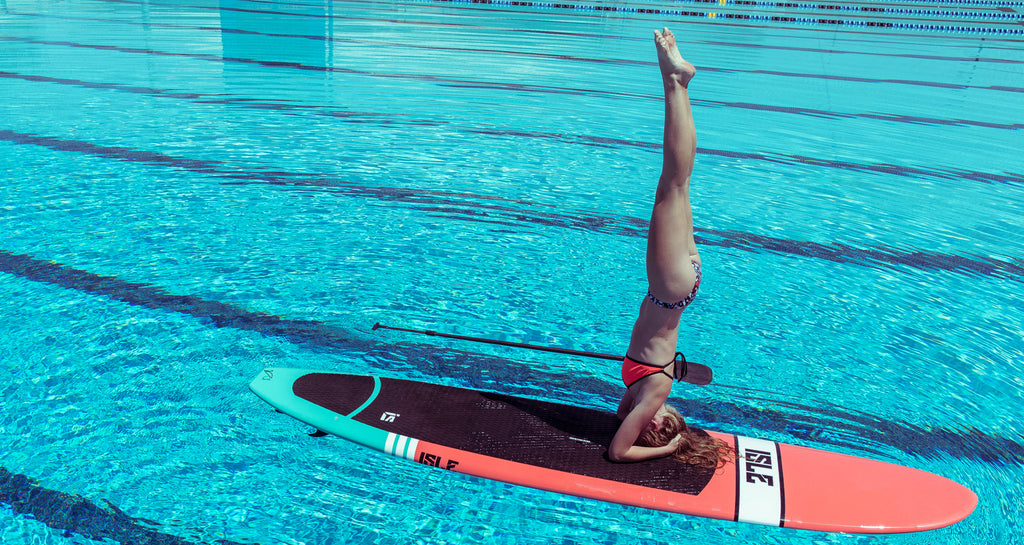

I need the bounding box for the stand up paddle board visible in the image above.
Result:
[250,368,976,534]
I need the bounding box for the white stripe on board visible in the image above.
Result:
[403,438,420,460]
[393,435,409,457]
[383,432,419,461]
[736,436,784,526]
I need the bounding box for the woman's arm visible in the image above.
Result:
[608,395,679,462]
[609,435,680,462]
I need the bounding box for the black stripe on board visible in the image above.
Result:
[0,467,250,545]
[775,441,787,528]
[732,435,742,522]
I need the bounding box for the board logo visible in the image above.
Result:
[380,411,399,422]
[745,448,776,486]
[735,437,783,526]
[419,452,459,470]
[262,369,274,380]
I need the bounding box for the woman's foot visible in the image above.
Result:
[654,28,696,88]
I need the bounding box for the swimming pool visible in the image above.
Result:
[1,0,1022,542]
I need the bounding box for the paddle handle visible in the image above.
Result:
[372,323,622,361]
[373,323,713,386]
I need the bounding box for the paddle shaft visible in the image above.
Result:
[372,323,622,361]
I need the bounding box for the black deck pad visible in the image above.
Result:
[294,373,377,416]
[295,374,715,495]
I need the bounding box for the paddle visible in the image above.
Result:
[372,322,713,386]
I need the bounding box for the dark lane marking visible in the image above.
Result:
[12,6,1024,66]
[699,40,1024,65]
[2,129,1022,283]
[698,99,1023,131]
[2,3,1017,537]
[0,35,650,100]
[699,227,1024,281]
[4,69,1020,132]
[0,249,379,354]
[243,0,1024,18]
[0,468,250,545]
[2,248,1023,469]
[3,125,1021,189]
[95,0,1024,35]
[418,0,1024,35]
[3,33,1023,96]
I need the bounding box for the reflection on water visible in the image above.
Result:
[1,0,1022,543]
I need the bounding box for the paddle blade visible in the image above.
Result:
[681,362,713,386]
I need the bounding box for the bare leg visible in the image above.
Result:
[610,29,701,461]
[626,28,699,365]
[648,27,699,298]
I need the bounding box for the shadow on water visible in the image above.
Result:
[2,3,1017,541]
[1,129,1022,284]
[2,249,1022,468]
[0,468,249,545]
[2,248,1021,543]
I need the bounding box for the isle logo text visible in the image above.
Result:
[744,448,776,486]
[419,452,460,471]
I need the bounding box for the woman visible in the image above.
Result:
[607,29,730,468]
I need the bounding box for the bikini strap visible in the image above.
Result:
[624,353,690,386]
[644,353,690,382]
[672,352,688,382]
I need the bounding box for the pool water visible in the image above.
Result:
[1,0,1022,543]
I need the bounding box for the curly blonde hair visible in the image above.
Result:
[636,405,735,469]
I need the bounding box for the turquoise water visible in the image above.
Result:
[1,0,1022,543]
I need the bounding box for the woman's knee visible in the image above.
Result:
[648,260,698,301]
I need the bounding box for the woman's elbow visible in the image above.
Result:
[607,446,629,463]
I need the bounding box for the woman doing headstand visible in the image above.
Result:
[607,28,731,468]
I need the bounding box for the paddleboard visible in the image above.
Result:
[250,368,976,534]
